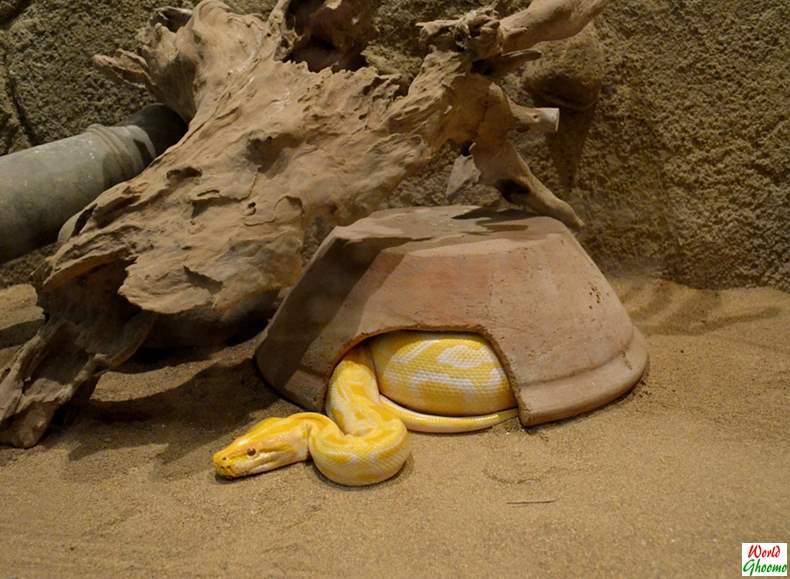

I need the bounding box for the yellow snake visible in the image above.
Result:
[213,332,518,486]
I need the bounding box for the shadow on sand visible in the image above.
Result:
[617,279,782,339]
[41,345,290,480]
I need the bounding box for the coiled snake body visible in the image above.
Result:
[213,332,518,486]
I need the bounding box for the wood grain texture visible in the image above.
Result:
[0,0,605,446]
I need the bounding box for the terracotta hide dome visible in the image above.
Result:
[255,205,648,426]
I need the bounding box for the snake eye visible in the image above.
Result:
[246,447,257,457]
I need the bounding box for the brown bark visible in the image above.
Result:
[0,0,606,446]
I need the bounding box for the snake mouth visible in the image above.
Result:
[213,449,243,478]
[213,450,280,478]
[213,459,238,478]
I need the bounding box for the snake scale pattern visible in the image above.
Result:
[213,331,518,486]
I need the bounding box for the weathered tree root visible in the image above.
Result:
[0,0,606,446]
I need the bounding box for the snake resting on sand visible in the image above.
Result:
[213,331,519,486]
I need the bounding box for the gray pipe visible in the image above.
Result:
[0,104,187,263]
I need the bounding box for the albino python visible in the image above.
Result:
[213,331,518,486]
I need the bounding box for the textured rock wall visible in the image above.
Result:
[1,0,787,290]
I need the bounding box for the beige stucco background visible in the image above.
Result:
[1,0,787,290]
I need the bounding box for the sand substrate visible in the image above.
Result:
[0,276,788,577]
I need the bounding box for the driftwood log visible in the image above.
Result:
[0,0,607,447]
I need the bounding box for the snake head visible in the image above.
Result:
[212,417,307,478]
